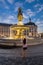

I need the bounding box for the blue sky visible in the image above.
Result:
[0,0,43,33]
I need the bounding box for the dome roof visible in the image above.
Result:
[25,18,37,26]
[25,22,36,26]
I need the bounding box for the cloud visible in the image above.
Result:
[37,6,43,13]
[34,4,43,13]
[34,3,40,8]
[26,9,35,17]
[7,0,14,4]
[23,13,28,19]
[41,15,43,18]
[36,19,43,25]
[35,19,43,33]
[35,19,40,24]
[26,0,35,3]
[32,18,36,22]
[0,0,5,3]
[0,15,17,24]
[0,0,9,9]
[15,2,23,7]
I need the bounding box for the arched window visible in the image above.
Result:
[23,30,29,35]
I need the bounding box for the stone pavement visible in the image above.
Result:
[0,56,43,65]
[0,44,43,65]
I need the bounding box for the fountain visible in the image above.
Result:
[10,8,29,40]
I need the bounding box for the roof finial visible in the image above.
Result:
[29,17,31,22]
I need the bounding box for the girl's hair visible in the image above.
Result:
[23,38,26,44]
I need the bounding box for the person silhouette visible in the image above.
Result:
[22,37,28,58]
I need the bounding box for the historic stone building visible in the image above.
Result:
[0,23,12,38]
[25,18,37,37]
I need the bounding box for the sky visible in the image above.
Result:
[0,0,43,33]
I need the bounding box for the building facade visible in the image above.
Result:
[25,19,37,37]
[0,23,12,38]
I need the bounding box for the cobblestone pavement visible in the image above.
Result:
[0,44,43,65]
[0,56,43,65]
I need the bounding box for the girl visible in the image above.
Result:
[22,38,28,58]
